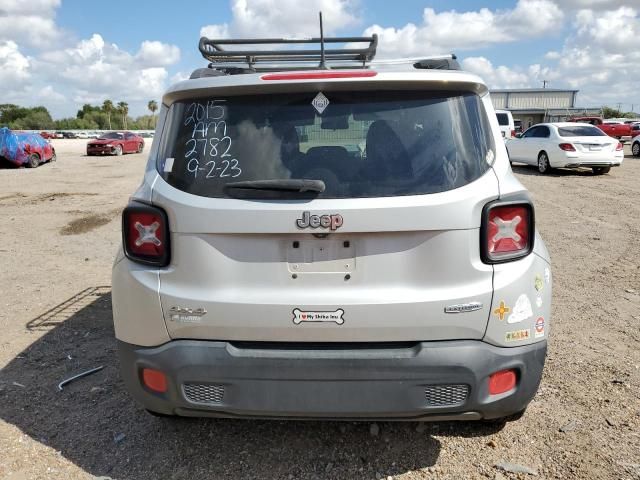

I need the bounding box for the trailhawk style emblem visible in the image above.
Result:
[296,211,343,231]
[293,308,345,325]
[168,306,207,323]
[444,302,483,314]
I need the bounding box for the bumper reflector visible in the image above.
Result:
[488,369,516,395]
[142,368,168,393]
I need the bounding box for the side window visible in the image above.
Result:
[522,127,538,138]
[125,133,133,140]
[536,126,550,138]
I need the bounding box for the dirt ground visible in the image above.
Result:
[0,139,638,480]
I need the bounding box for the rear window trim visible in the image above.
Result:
[156,89,496,200]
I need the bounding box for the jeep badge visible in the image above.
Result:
[296,211,343,231]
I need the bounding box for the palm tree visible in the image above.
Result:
[148,100,158,128]
[102,99,113,130]
[117,101,128,129]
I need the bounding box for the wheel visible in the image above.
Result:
[537,152,550,174]
[114,145,123,156]
[632,142,640,157]
[137,143,144,153]
[592,166,610,175]
[28,153,40,168]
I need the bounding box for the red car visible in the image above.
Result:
[40,131,56,139]
[567,116,633,140]
[86,131,145,156]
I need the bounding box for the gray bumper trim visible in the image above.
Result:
[118,339,546,420]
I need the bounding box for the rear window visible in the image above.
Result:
[496,113,510,126]
[557,126,607,137]
[157,90,494,199]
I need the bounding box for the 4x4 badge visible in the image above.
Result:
[296,211,343,230]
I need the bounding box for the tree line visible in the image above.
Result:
[0,100,159,131]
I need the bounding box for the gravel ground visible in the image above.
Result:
[0,139,638,480]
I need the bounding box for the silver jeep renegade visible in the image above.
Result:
[113,33,551,421]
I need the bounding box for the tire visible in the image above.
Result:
[592,166,611,175]
[632,142,640,157]
[137,143,144,153]
[28,153,40,168]
[537,151,550,174]
[114,145,123,156]
[50,151,57,163]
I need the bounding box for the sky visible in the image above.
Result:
[1,0,639,119]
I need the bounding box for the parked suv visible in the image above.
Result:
[495,109,515,139]
[112,34,552,421]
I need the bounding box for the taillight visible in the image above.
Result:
[558,143,576,151]
[510,129,516,138]
[122,204,170,267]
[481,201,534,264]
[615,142,623,151]
[261,71,377,81]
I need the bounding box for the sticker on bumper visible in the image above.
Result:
[508,294,533,324]
[535,317,545,338]
[493,301,511,321]
[505,329,530,342]
[535,274,544,292]
[293,308,344,325]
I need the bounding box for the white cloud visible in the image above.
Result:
[0,41,31,89]
[557,0,632,10]
[0,0,61,47]
[136,40,181,67]
[462,57,534,89]
[170,71,191,84]
[26,33,181,117]
[363,0,564,57]
[200,23,230,39]
[200,0,359,41]
[542,5,640,107]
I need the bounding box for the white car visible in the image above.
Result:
[495,109,515,140]
[112,34,552,422]
[507,122,624,175]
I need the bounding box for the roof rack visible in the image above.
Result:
[198,34,378,70]
[199,12,377,72]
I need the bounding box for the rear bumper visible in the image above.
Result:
[558,151,623,168]
[118,339,547,420]
[562,162,622,168]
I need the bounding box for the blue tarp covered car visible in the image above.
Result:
[0,127,56,167]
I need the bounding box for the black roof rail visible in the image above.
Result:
[198,34,378,70]
[413,55,460,71]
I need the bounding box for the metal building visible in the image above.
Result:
[489,88,601,129]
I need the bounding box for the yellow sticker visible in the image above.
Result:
[535,274,544,292]
[505,329,531,342]
[493,301,511,321]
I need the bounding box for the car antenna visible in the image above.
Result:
[319,11,327,70]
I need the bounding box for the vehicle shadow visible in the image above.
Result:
[0,288,503,479]
[511,164,601,177]
[0,157,19,169]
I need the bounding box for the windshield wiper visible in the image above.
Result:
[224,179,326,193]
